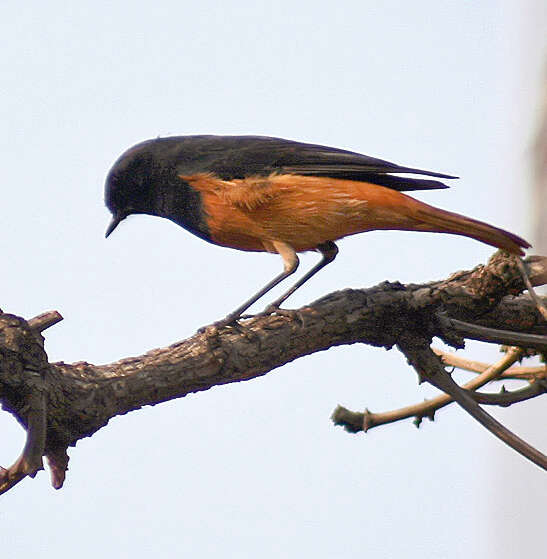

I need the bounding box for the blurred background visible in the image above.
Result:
[1,1,545,557]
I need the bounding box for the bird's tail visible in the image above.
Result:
[413,203,530,256]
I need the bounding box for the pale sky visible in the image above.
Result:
[1,2,545,558]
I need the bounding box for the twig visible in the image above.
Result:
[516,257,547,321]
[432,348,546,380]
[472,380,547,406]
[438,315,547,351]
[519,255,547,287]
[28,311,63,333]
[332,347,524,432]
[398,337,547,472]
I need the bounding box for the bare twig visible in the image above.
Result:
[516,257,547,321]
[519,255,547,288]
[332,347,524,432]
[398,337,547,471]
[432,348,546,380]
[439,315,547,351]
[27,311,63,333]
[472,381,547,406]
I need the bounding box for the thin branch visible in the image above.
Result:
[516,257,547,321]
[27,311,63,333]
[475,295,547,337]
[439,315,547,351]
[432,348,546,380]
[398,337,547,471]
[472,380,547,406]
[332,347,524,432]
[519,255,547,288]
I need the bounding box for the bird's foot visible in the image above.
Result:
[198,313,248,335]
[198,306,304,335]
[261,304,285,317]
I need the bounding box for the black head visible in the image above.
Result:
[105,140,174,237]
[105,137,212,242]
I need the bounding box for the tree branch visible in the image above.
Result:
[516,256,547,320]
[332,346,526,432]
[1,251,546,494]
[437,316,547,351]
[472,380,547,406]
[0,313,51,495]
[396,336,547,471]
[432,349,546,381]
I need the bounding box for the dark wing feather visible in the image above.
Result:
[150,135,456,192]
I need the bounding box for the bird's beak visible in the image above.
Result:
[105,215,123,238]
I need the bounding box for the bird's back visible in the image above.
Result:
[116,135,455,191]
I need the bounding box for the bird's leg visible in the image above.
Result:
[216,241,300,326]
[262,241,339,315]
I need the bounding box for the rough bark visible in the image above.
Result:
[1,252,546,493]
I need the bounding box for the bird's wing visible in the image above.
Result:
[170,136,456,192]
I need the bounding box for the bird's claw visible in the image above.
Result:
[261,304,280,316]
[198,306,304,335]
[198,314,246,335]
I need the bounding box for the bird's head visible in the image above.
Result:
[104,140,168,238]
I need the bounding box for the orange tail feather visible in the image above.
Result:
[413,205,530,256]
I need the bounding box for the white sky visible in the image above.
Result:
[1,2,545,558]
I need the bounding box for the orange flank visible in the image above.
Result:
[181,173,527,256]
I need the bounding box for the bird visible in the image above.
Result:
[105,135,530,323]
